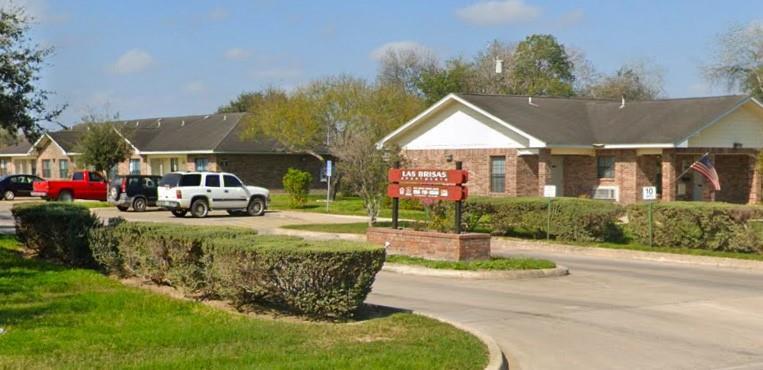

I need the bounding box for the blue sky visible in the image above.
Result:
[14,0,763,129]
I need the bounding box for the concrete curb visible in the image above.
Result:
[412,311,508,370]
[268,227,366,241]
[493,237,763,271]
[383,262,569,280]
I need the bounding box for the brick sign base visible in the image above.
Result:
[367,227,491,261]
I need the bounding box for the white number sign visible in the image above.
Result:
[543,185,557,198]
[642,186,657,201]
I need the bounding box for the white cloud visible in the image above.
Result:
[224,47,250,61]
[183,81,207,94]
[370,41,431,61]
[456,0,541,26]
[110,49,154,75]
[556,9,584,28]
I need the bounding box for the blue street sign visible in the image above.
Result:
[326,160,333,177]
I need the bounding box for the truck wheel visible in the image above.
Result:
[117,205,129,212]
[3,190,15,200]
[247,197,266,216]
[58,191,73,202]
[171,209,187,218]
[132,197,147,212]
[190,199,209,218]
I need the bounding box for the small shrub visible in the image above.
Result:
[282,168,312,208]
[12,202,100,267]
[468,196,624,242]
[626,202,763,253]
[90,222,385,319]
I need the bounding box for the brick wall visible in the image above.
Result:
[367,227,491,261]
[35,141,77,179]
[217,153,325,189]
[402,148,540,196]
[715,154,753,203]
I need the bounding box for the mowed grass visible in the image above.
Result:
[269,194,426,220]
[0,236,487,370]
[386,255,556,271]
[282,221,415,235]
[73,200,112,208]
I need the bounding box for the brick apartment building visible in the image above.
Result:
[380,93,763,204]
[0,113,327,189]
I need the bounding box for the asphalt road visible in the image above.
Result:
[4,199,763,370]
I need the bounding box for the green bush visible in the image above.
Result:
[468,197,624,242]
[12,202,100,267]
[90,222,385,319]
[626,202,763,253]
[282,168,313,208]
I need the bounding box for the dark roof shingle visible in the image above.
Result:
[456,94,750,145]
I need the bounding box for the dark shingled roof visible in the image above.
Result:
[0,140,32,155]
[456,94,751,145]
[48,130,85,152]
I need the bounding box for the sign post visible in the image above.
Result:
[387,166,469,232]
[325,160,332,213]
[642,186,657,247]
[543,185,556,241]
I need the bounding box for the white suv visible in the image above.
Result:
[157,172,269,218]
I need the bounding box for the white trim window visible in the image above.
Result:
[59,159,69,179]
[195,158,208,171]
[129,159,141,175]
[0,159,7,176]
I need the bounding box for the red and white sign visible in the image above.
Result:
[387,184,467,201]
[388,168,468,185]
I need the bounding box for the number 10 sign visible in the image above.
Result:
[642,186,657,201]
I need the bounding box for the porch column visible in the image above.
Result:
[537,149,551,196]
[661,149,676,202]
[749,152,761,204]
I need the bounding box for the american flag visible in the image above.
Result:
[690,153,721,192]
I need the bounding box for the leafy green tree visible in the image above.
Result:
[217,88,286,113]
[705,22,763,100]
[0,7,65,142]
[417,58,474,105]
[509,34,575,96]
[75,113,133,180]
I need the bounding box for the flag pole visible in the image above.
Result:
[670,152,710,200]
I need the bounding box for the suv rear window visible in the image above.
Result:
[159,173,181,187]
[180,174,201,187]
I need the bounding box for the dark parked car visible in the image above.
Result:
[0,174,44,200]
[108,175,162,211]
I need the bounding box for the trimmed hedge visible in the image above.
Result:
[12,202,100,267]
[89,222,385,319]
[626,202,763,253]
[466,197,624,242]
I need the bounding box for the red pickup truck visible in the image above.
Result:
[32,171,108,201]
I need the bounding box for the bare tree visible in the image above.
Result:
[376,45,438,96]
[704,22,763,99]
[470,40,516,94]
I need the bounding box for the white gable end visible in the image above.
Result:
[688,102,763,148]
[394,102,529,150]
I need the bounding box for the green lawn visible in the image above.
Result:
[386,255,556,271]
[74,200,112,208]
[0,236,486,369]
[270,194,426,220]
[283,221,763,262]
[282,221,415,234]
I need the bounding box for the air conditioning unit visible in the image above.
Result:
[592,186,619,201]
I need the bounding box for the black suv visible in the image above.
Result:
[108,175,162,211]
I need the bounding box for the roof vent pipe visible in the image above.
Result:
[181,120,185,127]
[223,115,227,120]
[619,96,626,109]
[528,96,539,107]
[495,58,503,74]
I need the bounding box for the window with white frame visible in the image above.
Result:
[42,160,51,178]
[597,156,615,179]
[59,159,69,178]
[129,159,140,175]
[170,158,179,172]
[490,156,506,193]
[0,160,7,176]
[195,158,208,171]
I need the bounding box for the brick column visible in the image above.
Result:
[661,149,676,202]
[537,149,551,196]
[749,152,761,204]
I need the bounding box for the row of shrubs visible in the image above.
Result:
[463,197,763,254]
[12,202,386,320]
